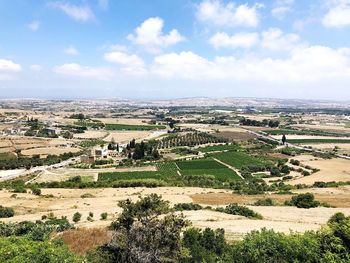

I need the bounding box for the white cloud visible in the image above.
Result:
[98,0,109,10]
[64,46,79,56]
[322,1,350,27]
[209,32,258,49]
[0,59,22,72]
[261,28,300,51]
[54,63,113,80]
[271,0,294,19]
[30,65,43,71]
[27,20,40,31]
[104,51,144,67]
[151,52,213,79]
[150,46,350,84]
[196,0,261,27]
[271,6,291,19]
[49,2,95,22]
[128,17,185,52]
[0,59,21,80]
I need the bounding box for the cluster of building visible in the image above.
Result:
[80,145,123,164]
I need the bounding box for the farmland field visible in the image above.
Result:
[197,143,239,153]
[98,158,242,183]
[287,139,350,144]
[176,158,226,170]
[98,171,170,181]
[180,168,241,181]
[105,123,166,131]
[211,151,269,169]
[263,129,350,137]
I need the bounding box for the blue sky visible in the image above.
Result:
[0,0,350,100]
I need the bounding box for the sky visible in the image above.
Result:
[0,0,350,100]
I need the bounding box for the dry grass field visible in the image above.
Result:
[21,147,80,157]
[73,131,108,139]
[94,118,151,125]
[288,155,350,185]
[103,130,152,143]
[1,187,350,240]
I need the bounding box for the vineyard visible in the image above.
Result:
[157,132,227,149]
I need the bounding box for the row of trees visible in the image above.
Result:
[240,117,280,128]
[158,132,227,149]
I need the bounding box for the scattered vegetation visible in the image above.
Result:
[216,204,263,219]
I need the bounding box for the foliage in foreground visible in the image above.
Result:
[0,236,81,263]
[1,195,350,262]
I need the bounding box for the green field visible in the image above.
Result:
[262,129,350,137]
[98,158,242,184]
[180,168,241,181]
[197,144,239,153]
[155,162,178,176]
[105,124,166,131]
[176,158,226,170]
[287,139,350,144]
[211,151,269,169]
[99,170,171,182]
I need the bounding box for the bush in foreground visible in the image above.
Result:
[174,203,203,211]
[216,204,263,219]
[254,198,275,206]
[0,206,14,218]
[285,193,320,208]
[0,236,81,263]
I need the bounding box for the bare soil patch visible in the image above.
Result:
[214,131,257,141]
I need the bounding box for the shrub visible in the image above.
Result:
[80,193,95,198]
[0,206,14,218]
[31,188,41,196]
[285,193,320,208]
[100,213,107,220]
[216,204,263,219]
[72,212,82,223]
[290,159,300,166]
[302,170,311,176]
[12,186,26,193]
[254,198,274,206]
[270,167,281,176]
[280,165,290,174]
[174,203,203,211]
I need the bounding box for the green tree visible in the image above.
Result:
[72,212,82,223]
[103,194,189,263]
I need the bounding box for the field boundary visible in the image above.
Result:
[212,158,244,179]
